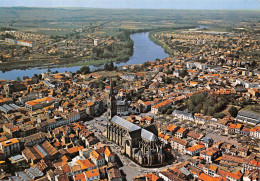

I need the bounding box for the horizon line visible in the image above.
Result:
[0,6,259,11]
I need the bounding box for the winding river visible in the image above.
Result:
[0,32,169,81]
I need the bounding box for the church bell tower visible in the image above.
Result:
[107,78,117,121]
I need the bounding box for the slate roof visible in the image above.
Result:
[236,110,260,124]
[35,145,48,157]
[173,109,194,119]
[25,167,44,179]
[16,171,31,181]
[141,129,157,142]
[10,154,24,161]
[111,116,159,142]
[111,116,140,131]
[116,100,127,106]
[202,137,213,144]
[179,167,191,176]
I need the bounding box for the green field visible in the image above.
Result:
[1,8,259,32]
[0,7,259,70]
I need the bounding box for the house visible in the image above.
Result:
[104,146,115,163]
[90,150,105,167]
[187,131,204,141]
[107,167,123,181]
[140,116,154,125]
[116,100,129,116]
[158,171,182,181]
[228,123,236,134]
[17,40,34,47]
[235,124,243,134]
[142,101,152,112]
[154,65,164,72]
[186,144,206,156]
[242,170,260,181]
[0,138,20,157]
[166,124,179,135]
[21,132,47,147]
[190,81,198,87]
[22,147,41,164]
[149,82,160,89]
[240,127,250,136]
[187,62,195,69]
[173,70,180,77]
[67,146,84,158]
[86,102,95,118]
[121,74,137,81]
[22,141,58,164]
[237,147,249,158]
[151,99,172,114]
[169,137,187,154]
[175,127,189,138]
[203,164,219,177]
[172,109,194,121]
[250,127,260,139]
[219,143,234,154]
[85,168,100,180]
[85,136,99,148]
[76,159,97,171]
[158,133,170,144]
[243,159,260,171]
[145,173,162,181]
[73,168,100,181]
[188,165,203,179]
[25,97,55,111]
[202,137,214,148]
[200,147,220,163]
[226,171,243,181]
[198,173,224,181]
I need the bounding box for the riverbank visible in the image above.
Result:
[0,27,192,72]
[148,26,197,56]
[149,32,175,56]
[0,57,116,72]
[0,32,169,80]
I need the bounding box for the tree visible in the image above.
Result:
[104,61,114,71]
[250,60,256,68]
[164,77,172,84]
[108,61,114,70]
[213,113,226,119]
[80,66,90,74]
[229,106,238,117]
[104,63,109,71]
[99,81,105,89]
[166,109,173,115]
[180,68,188,78]
[161,107,167,114]
[142,62,149,67]
[16,77,21,81]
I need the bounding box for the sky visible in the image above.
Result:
[0,0,259,9]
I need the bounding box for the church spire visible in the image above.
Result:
[107,77,117,121]
[109,77,114,97]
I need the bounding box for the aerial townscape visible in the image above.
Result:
[0,1,259,181]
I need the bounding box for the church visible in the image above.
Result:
[106,79,165,166]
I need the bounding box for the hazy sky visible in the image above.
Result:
[0,0,259,9]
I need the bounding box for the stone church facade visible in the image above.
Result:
[106,79,165,166]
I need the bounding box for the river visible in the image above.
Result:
[0,32,169,81]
